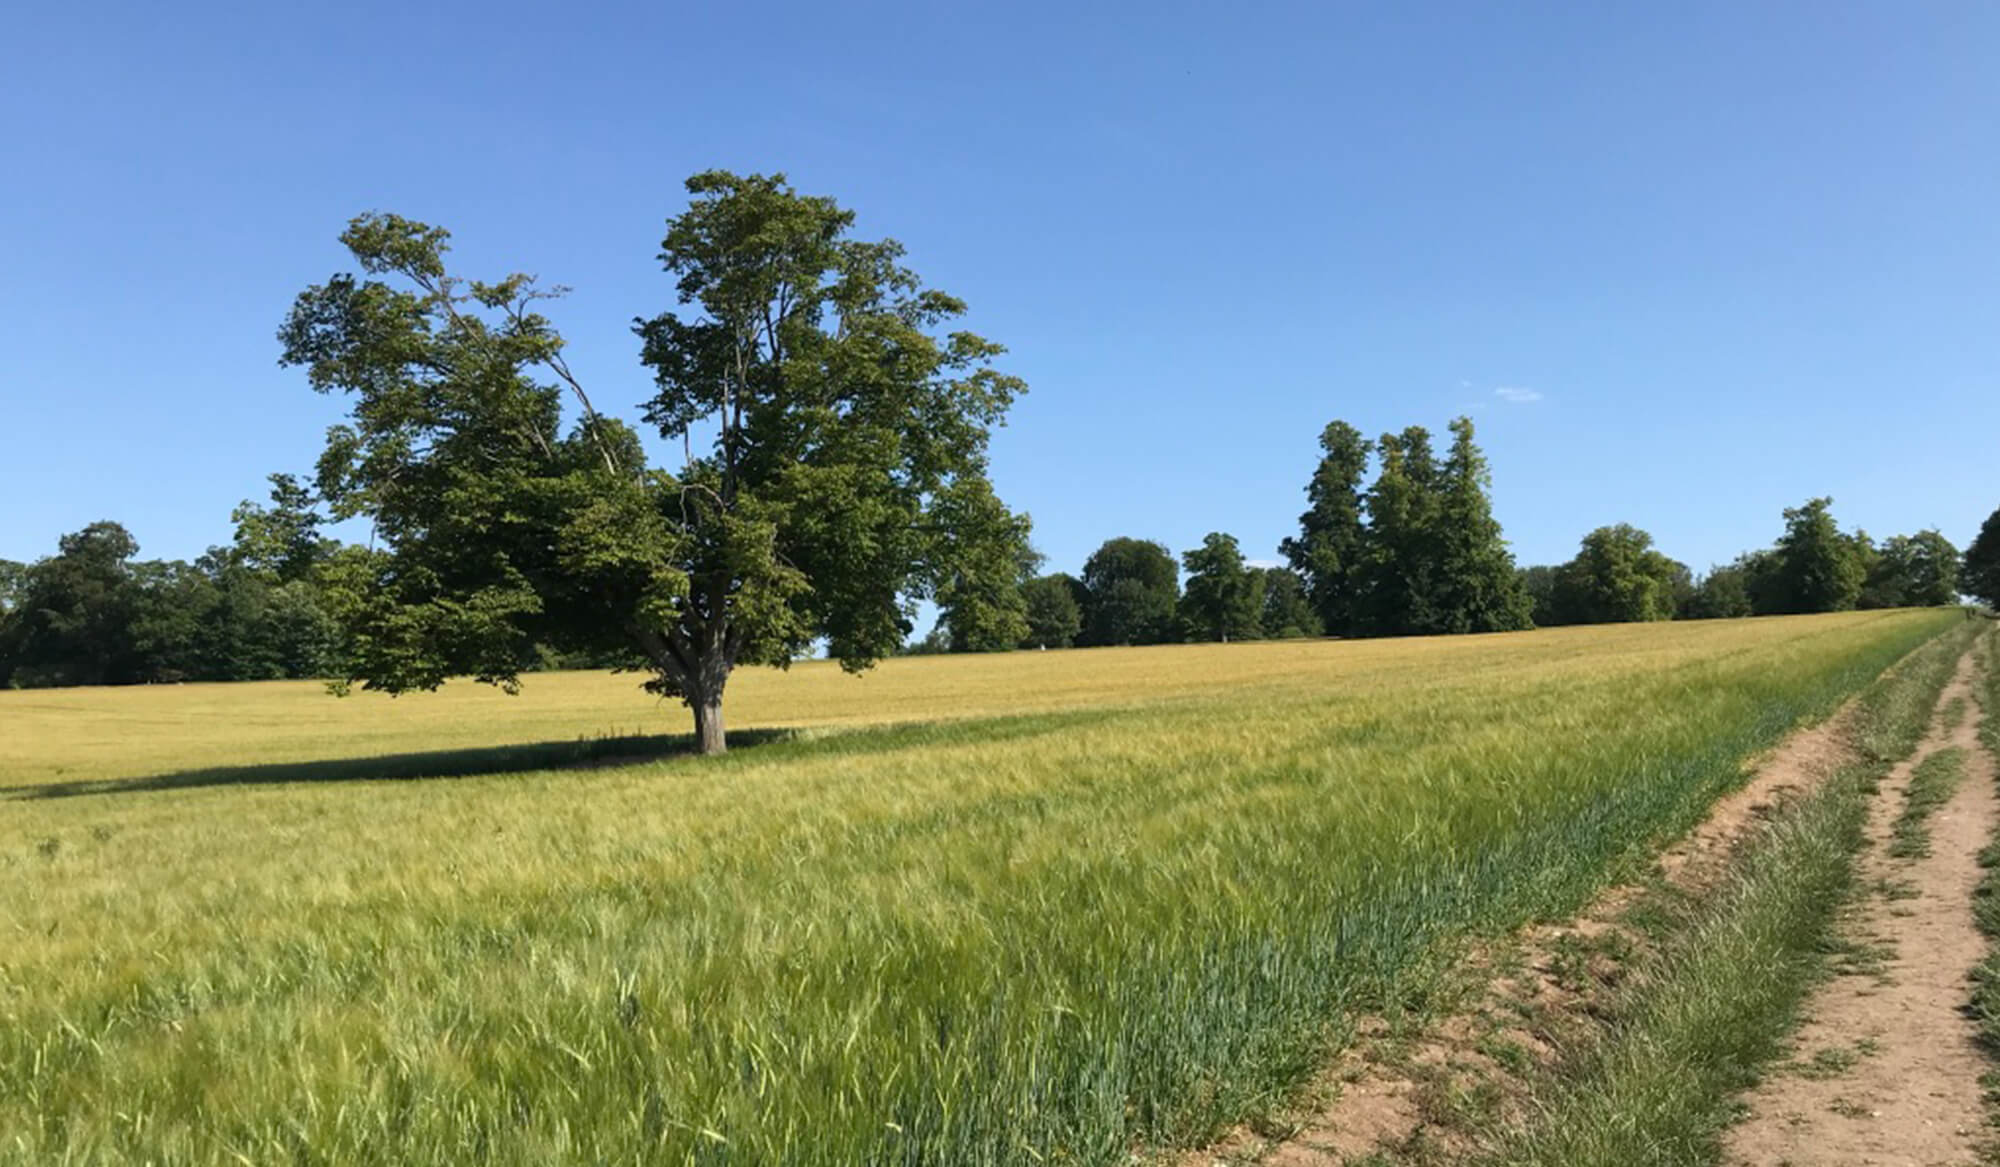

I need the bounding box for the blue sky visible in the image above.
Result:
[4,1,1996,585]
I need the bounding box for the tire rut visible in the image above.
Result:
[1723,641,1996,1166]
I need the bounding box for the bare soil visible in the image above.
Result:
[1176,652,1903,1166]
[1722,647,1996,1167]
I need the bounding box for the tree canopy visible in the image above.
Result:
[1178,532,1263,642]
[1763,497,1864,614]
[1548,524,1688,625]
[1968,507,2000,609]
[1079,538,1179,646]
[1284,416,1529,638]
[1858,530,1960,608]
[1018,574,1084,649]
[276,172,1027,752]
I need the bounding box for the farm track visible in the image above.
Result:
[1723,641,1996,1166]
[1181,634,1989,1167]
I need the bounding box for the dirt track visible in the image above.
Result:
[1724,643,1996,1166]
[1182,639,1940,1165]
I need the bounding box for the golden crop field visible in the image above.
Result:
[0,610,1960,1164]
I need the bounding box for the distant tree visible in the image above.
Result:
[1258,567,1321,639]
[1019,573,1083,649]
[1549,524,1687,624]
[0,522,146,687]
[932,478,1038,653]
[1860,530,1961,608]
[278,173,1025,753]
[0,559,23,615]
[1967,507,2000,608]
[1517,565,1560,627]
[1281,420,1369,636]
[1351,426,1441,635]
[1080,537,1178,646]
[1684,559,1757,619]
[1288,416,1527,638]
[229,473,334,583]
[1179,532,1263,642]
[1424,418,1532,634]
[1765,498,1864,614]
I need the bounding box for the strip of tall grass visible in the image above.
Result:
[1889,748,1970,859]
[0,613,1960,1165]
[1485,620,1976,1166]
[1964,633,2000,1139]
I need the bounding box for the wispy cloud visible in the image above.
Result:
[1245,558,1283,570]
[1494,386,1544,404]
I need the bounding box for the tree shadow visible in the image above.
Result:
[6,706,1131,803]
[5,729,800,801]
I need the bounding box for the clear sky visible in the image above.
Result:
[4,1,1996,584]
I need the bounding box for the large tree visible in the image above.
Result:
[1079,537,1179,646]
[1423,418,1532,633]
[1683,558,1757,619]
[1281,420,1368,635]
[1258,567,1321,639]
[0,560,23,616]
[1351,426,1440,635]
[1178,532,1262,642]
[1859,530,1960,608]
[0,522,146,687]
[1018,573,1083,649]
[1968,507,2000,608]
[279,172,1026,753]
[931,477,1038,653]
[1765,497,1864,614]
[1549,523,1687,625]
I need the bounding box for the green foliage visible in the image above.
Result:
[1765,497,1865,614]
[1019,573,1084,649]
[0,522,146,686]
[1518,564,1559,626]
[1284,417,1528,639]
[931,478,1038,653]
[0,559,23,614]
[1281,420,1368,635]
[0,504,343,688]
[1342,418,1531,637]
[1549,523,1689,625]
[1859,529,1961,608]
[1257,567,1321,639]
[1684,559,1757,619]
[1178,532,1263,642]
[1966,507,2000,608]
[279,173,1025,750]
[1080,537,1179,645]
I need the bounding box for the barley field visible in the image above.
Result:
[0,611,1958,1164]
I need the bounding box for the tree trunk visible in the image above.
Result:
[690,690,726,755]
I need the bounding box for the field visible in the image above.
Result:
[0,611,1961,1164]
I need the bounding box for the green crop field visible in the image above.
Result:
[0,610,1959,1164]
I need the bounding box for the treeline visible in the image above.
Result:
[920,417,1998,653]
[0,478,343,687]
[8,422,2000,687]
[1521,503,1965,627]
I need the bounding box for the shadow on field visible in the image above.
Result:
[5,707,1132,802]
[5,730,799,801]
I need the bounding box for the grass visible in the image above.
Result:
[0,610,1962,1164]
[1965,633,2000,1151]
[1477,618,1974,1166]
[1889,747,1971,859]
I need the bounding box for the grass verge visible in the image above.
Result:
[1888,747,1970,859]
[1478,621,1975,1166]
[1965,634,2000,1152]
